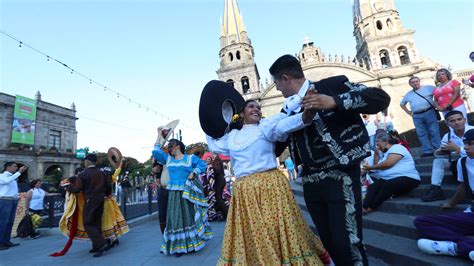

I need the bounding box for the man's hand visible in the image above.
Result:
[442,141,460,153]
[19,166,28,173]
[301,90,337,111]
[187,172,195,180]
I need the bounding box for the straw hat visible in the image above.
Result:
[107,147,122,168]
[158,119,180,146]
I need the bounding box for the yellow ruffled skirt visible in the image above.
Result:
[218,169,327,265]
[59,192,129,241]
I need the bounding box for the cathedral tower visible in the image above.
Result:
[353,0,421,70]
[217,0,260,96]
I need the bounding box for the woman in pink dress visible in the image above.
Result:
[433,68,467,118]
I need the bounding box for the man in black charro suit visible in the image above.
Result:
[270,54,391,266]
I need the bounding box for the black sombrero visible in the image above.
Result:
[199,80,245,139]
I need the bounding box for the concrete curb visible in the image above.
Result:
[127,211,158,228]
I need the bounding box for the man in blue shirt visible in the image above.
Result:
[400,76,441,157]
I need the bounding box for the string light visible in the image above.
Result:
[0,29,198,133]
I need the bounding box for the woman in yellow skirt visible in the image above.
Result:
[53,162,129,256]
[207,100,330,265]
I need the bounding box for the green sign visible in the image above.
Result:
[76,149,87,159]
[11,95,37,145]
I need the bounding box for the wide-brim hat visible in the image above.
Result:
[161,119,180,143]
[107,147,122,168]
[199,80,245,138]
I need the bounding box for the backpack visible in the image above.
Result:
[16,215,34,238]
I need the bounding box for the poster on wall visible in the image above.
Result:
[11,95,37,145]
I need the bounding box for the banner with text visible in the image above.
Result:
[11,95,37,145]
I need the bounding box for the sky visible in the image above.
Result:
[1,0,473,162]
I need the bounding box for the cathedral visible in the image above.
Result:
[216,0,473,132]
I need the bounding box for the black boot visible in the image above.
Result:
[422,185,445,202]
[160,223,166,235]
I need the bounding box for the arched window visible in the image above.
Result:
[236,50,241,60]
[376,20,383,30]
[379,50,391,68]
[228,52,234,62]
[398,46,410,65]
[241,76,250,94]
[226,79,234,88]
[386,19,393,29]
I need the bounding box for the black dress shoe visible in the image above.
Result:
[89,248,99,253]
[0,244,9,250]
[5,242,19,247]
[93,242,111,257]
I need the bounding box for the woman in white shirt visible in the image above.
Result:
[207,100,330,266]
[24,179,60,238]
[362,132,420,214]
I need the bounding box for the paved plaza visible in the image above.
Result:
[0,219,225,266]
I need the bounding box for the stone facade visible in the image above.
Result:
[216,0,474,132]
[0,92,82,185]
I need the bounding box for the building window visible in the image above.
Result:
[228,52,234,62]
[226,79,234,88]
[379,50,391,68]
[398,46,410,65]
[376,20,383,30]
[241,76,250,94]
[386,19,393,29]
[49,130,61,150]
[236,50,241,60]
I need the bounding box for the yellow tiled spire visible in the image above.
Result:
[221,0,247,42]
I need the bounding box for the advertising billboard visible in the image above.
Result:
[11,95,37,145]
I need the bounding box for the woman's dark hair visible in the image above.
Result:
[30,179,41,188]
[168,139,185,153]
[435,68,452,82]
[229,99,259,131]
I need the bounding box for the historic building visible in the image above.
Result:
[216,0,473,132]
[217,0,260,100]
[0,91,81,187]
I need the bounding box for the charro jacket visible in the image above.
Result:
[283,75,391,175]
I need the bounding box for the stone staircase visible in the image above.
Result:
[290,154,472,265]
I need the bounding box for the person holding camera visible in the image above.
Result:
[433,68,467,119]
[422,111,474,202]
[0,162,27,250]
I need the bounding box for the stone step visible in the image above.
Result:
[362,212,418,240]
[292,180,459,200]
[298,202,470,265]
[408,183,458,199]
[375,196,468,216]
[291,181,472,265]
[362,228,470,266]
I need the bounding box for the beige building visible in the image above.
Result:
[0,91,81,187]
[217,0,473,132]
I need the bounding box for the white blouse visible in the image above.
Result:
[207,113,307,178]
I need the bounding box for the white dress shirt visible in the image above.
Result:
[207,112,307,178]
[0,171,21,198]
[282,79,310,114]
